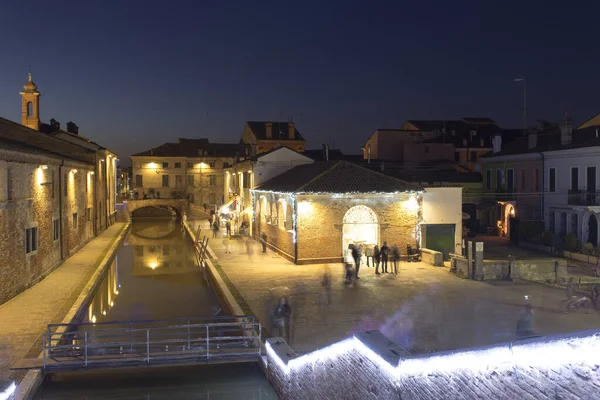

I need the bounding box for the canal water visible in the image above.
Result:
[34,217,277,399]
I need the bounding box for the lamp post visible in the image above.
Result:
[514,76,526,135]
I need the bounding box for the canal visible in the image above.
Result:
[34,217,277,399]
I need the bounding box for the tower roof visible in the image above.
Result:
[22,73,38,93]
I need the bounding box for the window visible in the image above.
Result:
[7,169,13,200]
[135,175,143,187]
[73,213,78,229]
[243,172,250,189]
[175,175,183,188]
[27,102,33,116]
[549,168,556,192]
[571,167,579,191]
[25,226,38,254]
[520,169,525,190]
[496,169,503,189]
[535,169,540,191]
[187,162,193,168]
[162,162,169,168]
[64,173,68,196]
[462,139,467,147]
[470,151,477,162]
[587,166,597,191]
[162,175,169,187]
[209,160,216,168]
[163,245,170,256]
[187,174,194,186]
[175,162,181,168]
[560,212,567,236]
[209,175,216,186]
[571,213,578,235]
[135,246,144,257]
[480,138,484,147]
[53,219,59,241]
[549,212,555,234]
[506,169,514,189]
[208,193,216,203]
[87,207,92,222]
[51,170,55,199]
[486,169,491,189]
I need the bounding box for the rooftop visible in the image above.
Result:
[254,160,422,194]
[132,138,248,158]
[246,121,305,141]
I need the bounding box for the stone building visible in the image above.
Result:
[241,121,306,156]
[0,74,116,305]
[130,138,249,209]
[251,161,463,264]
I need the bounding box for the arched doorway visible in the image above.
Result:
[503,204,515,240]
[588,214,598,246]
[342,205,379,254]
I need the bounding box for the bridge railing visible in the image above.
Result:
[43,316,261,370]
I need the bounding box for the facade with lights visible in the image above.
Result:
[251,161,462,264]
[0,74,117,305]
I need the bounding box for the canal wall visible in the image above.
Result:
[15,222,131,400]
[266,329,600,400]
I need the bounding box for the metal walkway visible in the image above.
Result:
[12,316,261,372]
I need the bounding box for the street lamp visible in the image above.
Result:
[514,76,526,136]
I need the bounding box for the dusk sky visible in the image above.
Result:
[1,0,599,162]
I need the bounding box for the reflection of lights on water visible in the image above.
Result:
[91,315,97,323]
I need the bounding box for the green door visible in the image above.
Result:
[423,224,455,260]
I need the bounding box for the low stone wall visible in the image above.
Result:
[450,254,469,278]
[479,260,509,281]
[564,250,599,266]
[513,259,567,284]
[266,329,600,400]
[420,248,443,267]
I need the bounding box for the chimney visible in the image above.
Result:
[288,122,295,140]
[265,121,272,139]
[50,118,60,131]
[560,113,573,145]
[66,121,79,135]
[492,134,502,153]
[380,161,385,172]
[321,144,329,161]
[528,132,537,149]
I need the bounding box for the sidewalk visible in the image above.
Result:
[0,223,126,384]
[200,220,600,355]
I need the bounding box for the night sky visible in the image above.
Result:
[1,0,599,162]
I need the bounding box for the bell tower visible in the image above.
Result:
[20,72,40,130]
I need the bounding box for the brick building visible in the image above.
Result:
[0,74,116,304]
[241,121,306,155]
[251,161,463,264]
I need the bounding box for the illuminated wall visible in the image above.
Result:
[266,329,600,399]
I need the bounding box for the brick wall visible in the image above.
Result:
[266,329,600,399]
[296,194,419,263]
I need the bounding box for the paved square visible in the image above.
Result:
[205,228,600,354]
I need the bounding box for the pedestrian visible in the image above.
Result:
[380,242,390,273]
[391,245,400,275]
[321,266,332,305]
[344,245,355,285]
[261,232,268,253]
[212,220,219,238]
[222,238,231,254]
[272,297,292,341]
[226,220,231,237]
[246,238,254,261]
[373,245,381,275]
[515,303,535,338]
[351,244,361,280]
[357,244,364,267]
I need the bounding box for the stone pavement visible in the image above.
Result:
[0,223,125,383]
[197,222,600,355]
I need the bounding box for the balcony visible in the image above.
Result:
[568,190,600,206]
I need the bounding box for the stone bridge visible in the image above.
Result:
[125,199,188,219]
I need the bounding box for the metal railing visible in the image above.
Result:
[568,190,600,206]
[42,316,261,371]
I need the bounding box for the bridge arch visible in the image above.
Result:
[125,199,188,221]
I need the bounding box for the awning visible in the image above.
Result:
[218,195,238,214]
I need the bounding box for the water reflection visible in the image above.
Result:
[83,218,221,323]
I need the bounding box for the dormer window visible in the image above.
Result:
[480,139,484,147]
[462,139,468,147]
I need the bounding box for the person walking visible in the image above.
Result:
[344,245,355,285]
[391,245,400,275]
[321,266,332,305]
[373,245,381,275]
[515,303,535,338]
[261,232,268,253]
[212,219,219,238]
[226,220,231,238]
[351,244,361,280]
[380,242,390,273]
[272,297,292,341]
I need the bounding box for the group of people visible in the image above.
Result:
[344,242,401,283]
